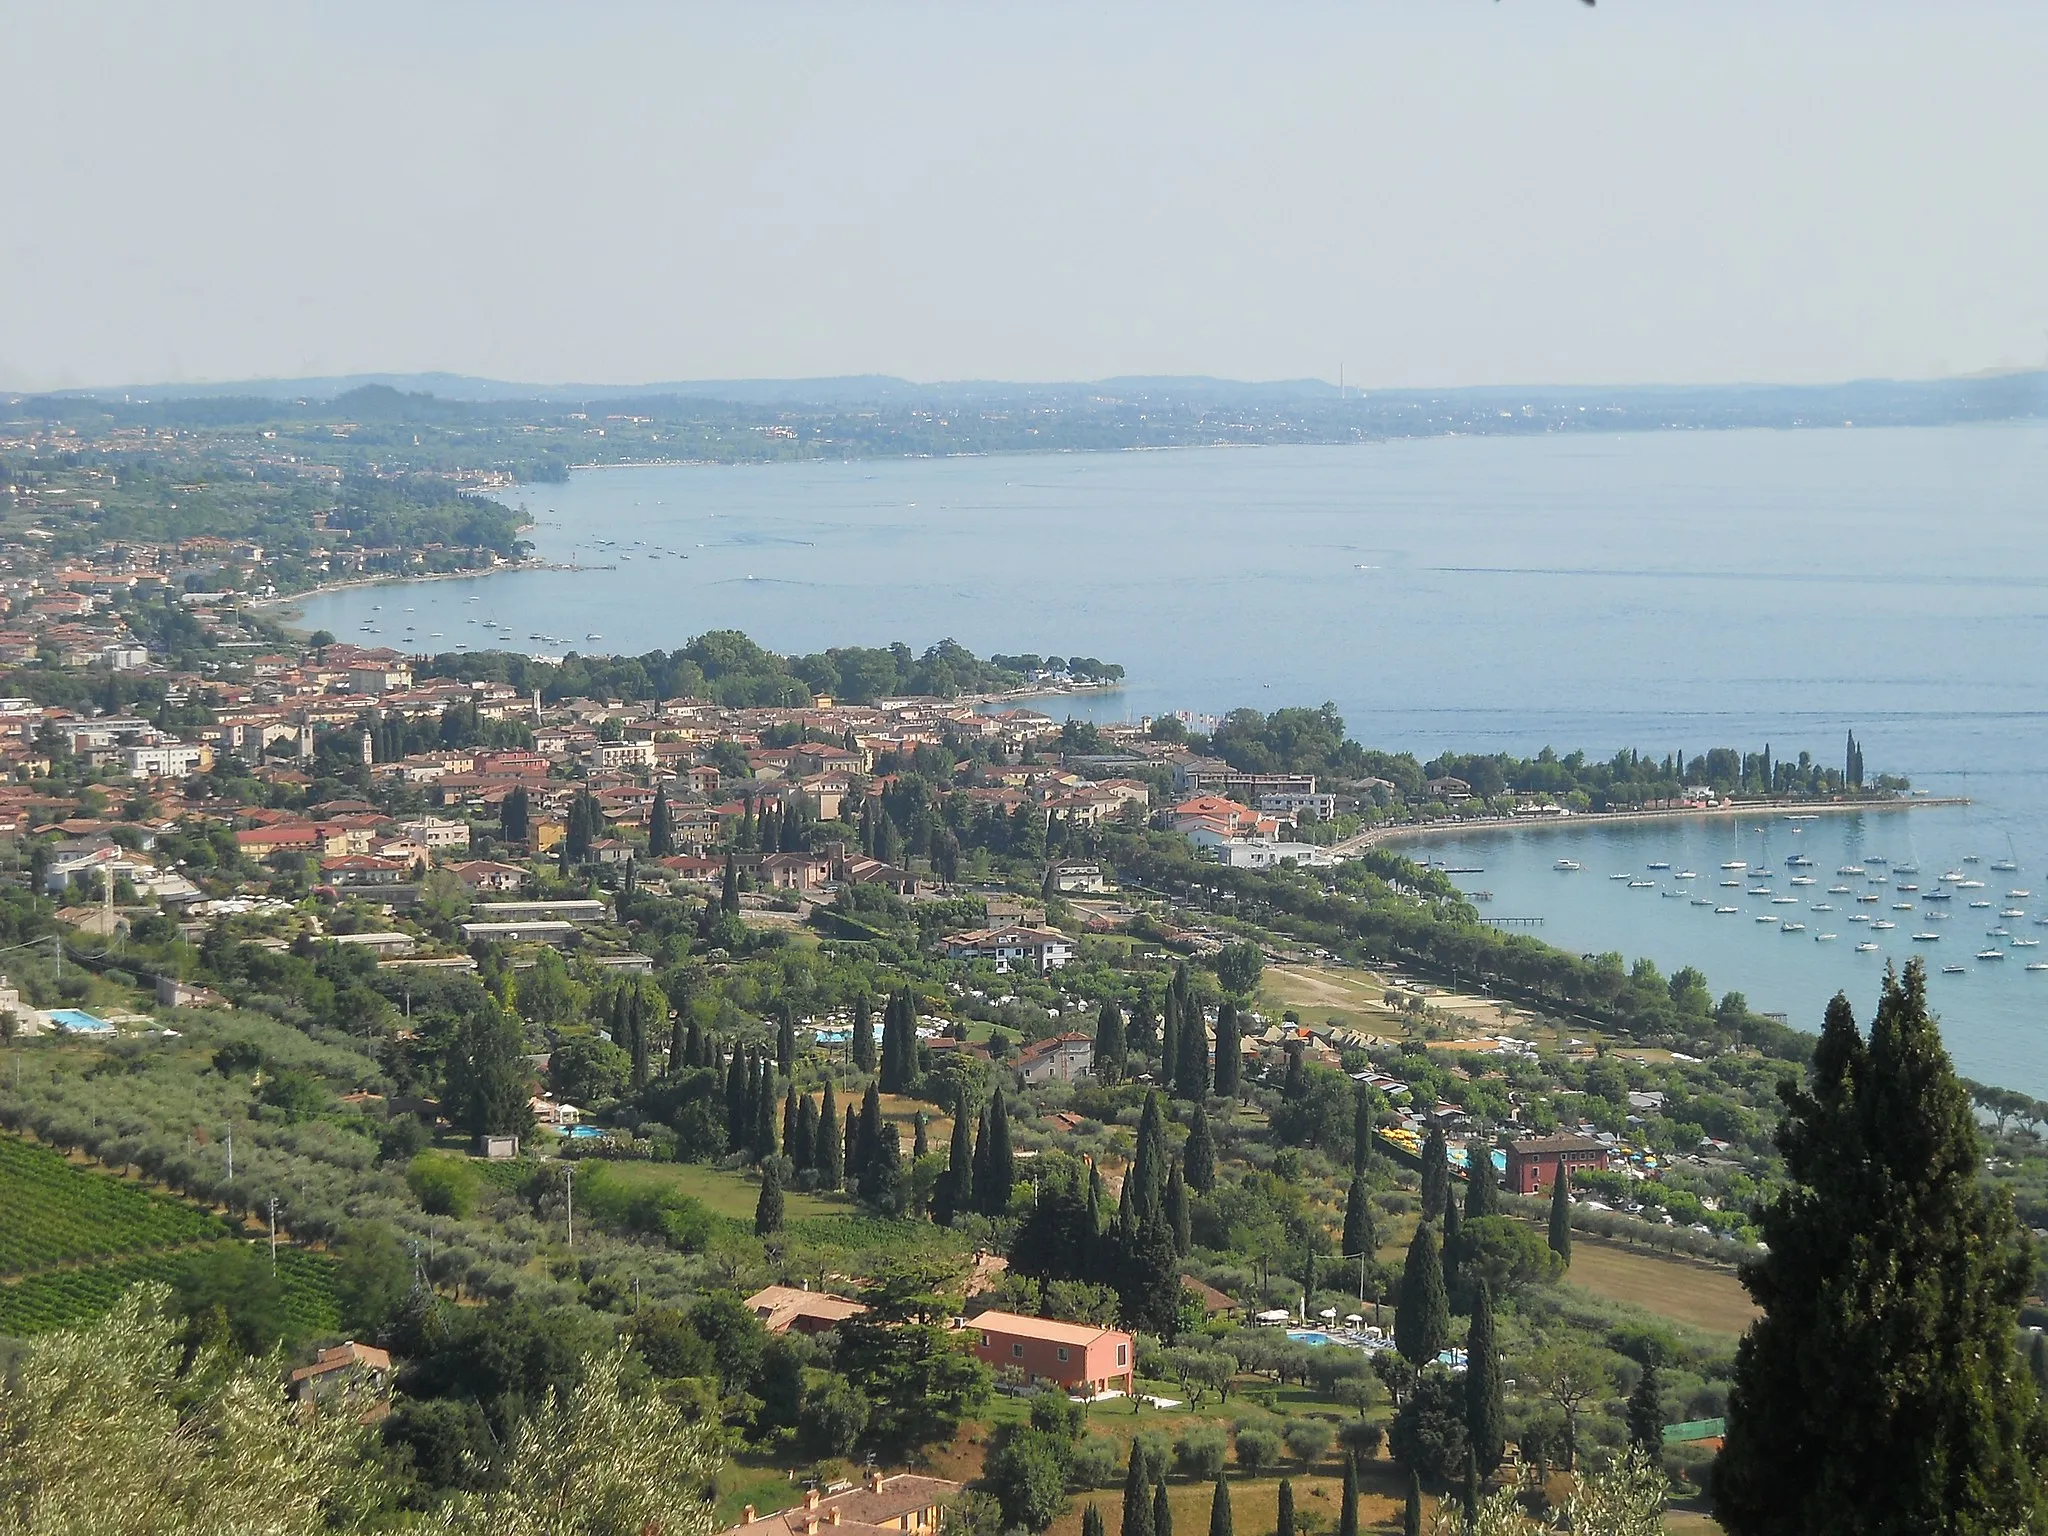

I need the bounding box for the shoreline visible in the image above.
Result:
[1338,795,1969,854]
[249,559,603,624]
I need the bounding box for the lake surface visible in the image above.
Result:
[296,423,2048,1087]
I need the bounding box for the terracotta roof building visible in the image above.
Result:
[723,1472,958,1536]
[744,1284,868,1336]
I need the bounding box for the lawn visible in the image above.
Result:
[1258,965,1403,1036]
[1564,1241,1758,1338]
[598,1161,848,1223]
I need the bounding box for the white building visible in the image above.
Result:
[940,924,1076,974]
[121,742,206,778]
[393,816,472,850]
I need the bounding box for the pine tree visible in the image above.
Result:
[1084,1507,1107,1536]
[1167,1157,1191,1257]
[981,1089,1014,1214]
[1401,1473,1421,1536]
[1207,1477,1232,1536]
[1342,1176,1376,1264]
[1275,1480,1294,1536]
[1716,965,2046,1535]
[1464,1279,1505,1476]
[1396,1224,1449,1368]
[754,1160,785,1236]
[1419,1125,1449,1222]
[816,1079,842,1186]
[1184,1104,1215,1194]
[1212,1000,1240,1099]
[1626,1360,1663,1454]
[1096,1000,1126,1085]
[1337,1455,1358,1536]
[852,995,876,1073]
[1153,1480,1172,1536]
[1546,1165,1572,1265]
[648,782,674,857]
[1120,1443,1152,1536]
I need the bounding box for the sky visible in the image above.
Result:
[4,1,2045,393]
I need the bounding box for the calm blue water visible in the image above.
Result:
[297,424,2048,1087]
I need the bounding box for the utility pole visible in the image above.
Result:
[225,1129,233,1183]
[268,1196,279,1271]
[564,1163,575,1250]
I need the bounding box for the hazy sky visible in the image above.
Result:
[5,2,2044,392]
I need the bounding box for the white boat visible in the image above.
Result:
[1721,879,1742,888]
[1812,902,1834,912]
[1814,932,1837,942]
[1721,860,1747,870]
[1610,873,1632,881]
[1912,932,1941,942]
[1959,879,1986,890]
[2013,938,2041,948]
[1691,897,1713,906]
[1970,900,1993,909]
[1553,860,1580,871]
[1873,920,1897,930]
[1943,964,1968,975]
[2002,908,2028,918]
[1782,921,1806,933]
[1849,913,1870,923]
[1828,884,1852,894]
[1749,886,1774,896]
[1856,942,1880,952]
[1756,913,1779,923]
[1717,906,1740,914]
[2029,962,2048,972]
[1858,894,1881,904]
[1977,949,2007,961]
[1785,854,1815,868]
[1965,854,1982,864]
[1628,879,1656,889]
[1838,865,1865,876]
[1867,855,1889,866]
[1773,896,1799,905]
[1892,903,1915,911]
[1675,870,1699,880]
[2009,890,2033,899]
[1943,870,1966,882]
[1647,861,1670,870]
[1790,876,1817,886]
[1897,883,1919,892]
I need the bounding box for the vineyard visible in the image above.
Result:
[0,1244,341,1338]
[0,1134,230,1275]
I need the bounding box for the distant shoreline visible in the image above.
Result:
[250,558,601,629]
[1342,796,1970,854]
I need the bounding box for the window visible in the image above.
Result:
[1116,1343,1128,1366]
[980,1334,991,1347]
[1057,1347,1069,1362]
[1012,1343,1025,1358]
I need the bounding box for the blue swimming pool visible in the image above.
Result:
[1286,1330,1334,1346]
[46,1008,113,1033]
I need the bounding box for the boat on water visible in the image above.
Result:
[2014,938,2041,948]
[2010,889,2033,899]
[1994,838,2020,873]
[1628,880,1656,889]
[1849,913,1871,923]
[1647,861,1670,870]
[1867,855,1889,866]
[2003,908,2028,918]
[1971,900,1993,909]
[1782,921,1806,933]
[1717,906,1740,914]
[1609,873,1632,881]
[1790,876,1817,886]
[1944,869,1966,882]
[1858,894,1882,904]
[1553,859,1580,871]
[1749,886,1774,896]
[1857,942,1880,952]
[1662,890,1683,898]
[1965,854,1983,864]
[1895,863,1920,875]
[2029,962,2048,971]
[1691,897,1714,906]
[1959,879,1987,889]
[1873,920,1897,930]
[1944,964,1968,974]
[1814,932,1836,941]
[1756,914,1779,923]
[1925,890,1952,901]
[1721,879,1742,888]
[1785,854,1815,868]
[1828,884,1852,894]
[1897,883,1919,892]
[1721,860,1747,870]
[1675,869,1699,880]
[1838,864,1865,876]
[1913,932,1942,942]
[1978,948,2007,961]
[1893,903,1915,912]
[1812,902,1834,912]
[1773,896,1799,905]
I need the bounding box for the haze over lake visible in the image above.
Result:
[298,421,2048,1085]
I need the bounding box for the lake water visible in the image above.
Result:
[296,423,2048,1088]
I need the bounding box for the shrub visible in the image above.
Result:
[406,1155,481,1218]
[1174,1426,1229,1480]
[1283,1416,1333,1468]
[1335,1419,1385,1461]
[1234,1424,1282,1474]
[1070,1434,1122,1490]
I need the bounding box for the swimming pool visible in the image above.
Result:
[46,1008,113,1034]
[1286,1330,1334,1346]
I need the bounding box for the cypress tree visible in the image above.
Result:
[861,1121,902,1208]
[1153,1480,1172,1536]
[1465,1147,1499,1223]
[816,1079,842,1185]
[913,1111,929,1160]
[982,1089,1014,1214]
[1120,1443,1152,1536]
[1167,1156,1191,1257]
[1337,1455,1358,1536]
[972,1107,991,1210]
[1096,1000,1126,1085]
[648,781,674,856]
[1132,1092,1168,1219]
[753,1063,777,1159]
[1460,1447,1479,1529]
[629,996,650,1088]
[794,1091,818,1172]
[1464,1278,1505,1476]
[842,1104,858,1187]
[1419,1125,1449,1222]
[754,1160,784,1236]
[777,1006,796,1075]
[1212,1000,1239,1100]
[1441,1198,1464,1304]
[2032,1333,2048,1395]
[1176,1001,1209,1100]
[1716,965,2046,1535]
[855,1083,883,1182]
[941,1089,974,1225]
[1342,1177,1376,1263]
[1352,1085,1374,1176]
[1396,1223,1450,1368]
[1626,1360,1663,1454]
[852,995,876,1073]
[1184,1103,1215,1194]
[1207,1477,1232,1536]
[782,1083,800,1159]
[1401,1473,1421,1536]
[1084,1508,1106,1536]
[1128,995,1157,1058]
[724,1049,747,1151]
[1160,993,1180,1091]
[1275,1480,1294,1536]
[720,851,740,913]
[1546,1165,1572,1265]
[1282,1043,1306,1101]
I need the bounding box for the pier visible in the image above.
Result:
[1483,916,1545,928]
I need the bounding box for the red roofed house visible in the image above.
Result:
[235,823,320,858]
[966,1308,1133,1395]
[1504,1134,1610,1196]
[743,1283,868,1336]
[721,1472,958,1536]
[1015,1032,1096,1086]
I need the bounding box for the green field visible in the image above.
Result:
[0,1135,230,1276]
[0,1243,340,1339]
[597,1159,850,1223]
